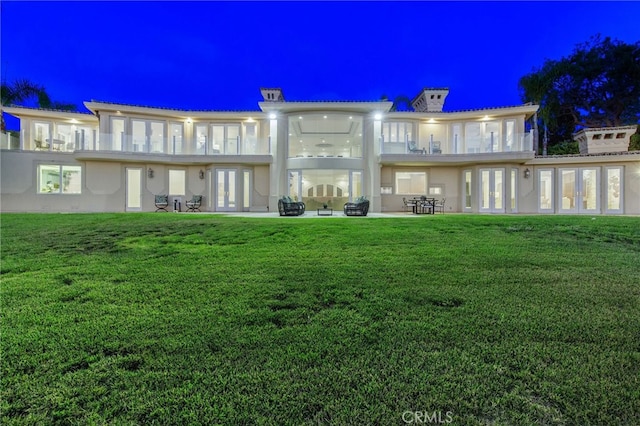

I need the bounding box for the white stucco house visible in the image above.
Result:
[1,87,639,215]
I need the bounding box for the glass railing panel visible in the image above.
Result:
[380,132,535,155]
[0,132,20,150]
[81,134,273,155]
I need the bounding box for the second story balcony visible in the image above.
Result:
[380,132,533,155]
[4,129,274,163]
[88,133,272,156]
[379,132,535,165]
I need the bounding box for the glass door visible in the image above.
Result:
[125,168,142,211]
[580,168,599,213]
[215,169,237,211]
[558,168,600,213]
[539,170,554,213]
[211,124,240,155]
[605,167,623,214]
[479,168,505,213]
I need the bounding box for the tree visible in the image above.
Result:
[380,94,414,112]
[519,35,640,153]
[629,125,640,151]
[1,79,77,130]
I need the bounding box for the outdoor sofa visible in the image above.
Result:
[343,196,369,216]
[278,196,306,216]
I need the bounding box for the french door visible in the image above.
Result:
[215,169,237,211]
[558,168,600,213]
[479,168,505,213]
[125,167,142,211]
[211,124,240,155]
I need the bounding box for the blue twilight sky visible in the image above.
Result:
[1,1,639,123]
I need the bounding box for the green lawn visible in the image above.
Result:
[1,213,639,425]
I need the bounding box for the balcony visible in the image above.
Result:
[379,132,535,165]
[380,132,535,165]
[6,131,273,163]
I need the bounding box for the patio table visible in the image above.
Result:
[411,197,436,214]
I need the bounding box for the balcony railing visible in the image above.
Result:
[380,132,534,155]
[7,132,273,155]
[0,132,20,150]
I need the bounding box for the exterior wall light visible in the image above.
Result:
[148,168,154,178]
[374,113,382,120]
[269,113,277,119]
[524,168,531,179]
[199,169,205,180]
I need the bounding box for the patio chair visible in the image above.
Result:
[402,197,417,213]
[408,141,426,154]
[416,196,435,214]
[434,198,446,214]
[34,139,49,151]
[185,195,203,212]
[154,194,169,212]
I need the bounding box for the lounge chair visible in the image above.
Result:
[408,141,425,154]
[154,194,169,212]
[278,196,305,216]
[185,195,203,212]
[343,196,369,216]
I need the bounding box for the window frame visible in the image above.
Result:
[37,164,82,194]
[168,169,186,196]
[395,171,427,195]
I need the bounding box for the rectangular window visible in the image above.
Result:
[428,185,443,196]
[452,124,462,154]
[605,167,623,213]
[38,165,81,194]
[505,120,515,151]
[511,169,517,211]
[465,123,481,153]
[54,124,74,152]
[33,121,51,151]
[395,172,426,195]
[111,117,125,151]
[170,123,183,154]
[351,171,362,199]
[484,121,500,152]
[149,121,164,153]
[196,125,208,154]
[383,122,413,143]
[132,120,146,152]
[464,170,472,210]
[169,170,186,196]
[243,123,257,154]
[243,170,251,210]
